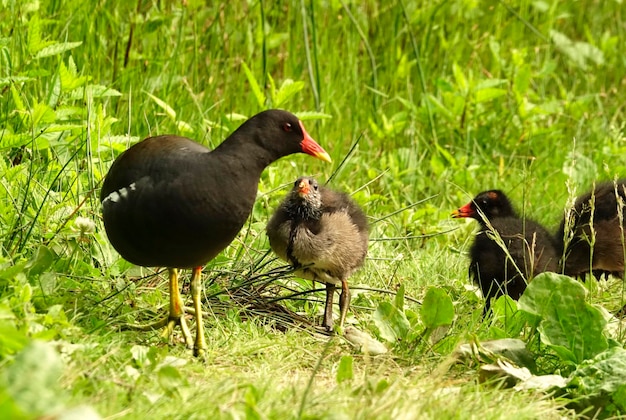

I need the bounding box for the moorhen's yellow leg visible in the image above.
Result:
[163,268,193,348]
[322,283,336,331]
[338,278,351,329]
[190,266,207,358]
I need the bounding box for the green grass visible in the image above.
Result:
[1,0,626,418]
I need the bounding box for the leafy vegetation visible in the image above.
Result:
[1,0,626,418]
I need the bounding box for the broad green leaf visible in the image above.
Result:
[474,79,508,90]
[157,365,186,396]
[30,102,56,126]
[131,345,150,367]
[452,62,468,92]
[273,79,305,108]
[474,88,507,103]
[373,301,410,343]
[26,245,55,277]
[242,62,265,108]
[0,321,29,356]
[0,76,33,87]
[394,283,405,311]
[513,66,532,96]
[35,41,83,59]
[294,111,332,121]
[0,260,28,281]
[425,94,454,120]
[28,14,43,54]
[550,30,605,69]
[4,341,64,416]
[336,355,353,383]
[59,58,88,91]
[68,85,122,100]
[567,347,626,410]
[421,287,454,329]
[519,273,608,364]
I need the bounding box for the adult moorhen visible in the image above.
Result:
[100,109,332,357]
[557,179,626,279]
[266,177,369,331]
[453,190,559,312]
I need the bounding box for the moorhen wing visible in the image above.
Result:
[101,109,331,357]
[453,190,559,312]
[558,179,626,279]
[266,177,369,331]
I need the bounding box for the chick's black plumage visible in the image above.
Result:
[266,177,369,331]
[454,190,558,312]
[558,179,626,279]
[100,110,331,356]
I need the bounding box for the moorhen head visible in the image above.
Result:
[266,176,369,331]
[454,190,558,312]
[558,179,626,279]
[100,109,331,356]
[452,190,517,224]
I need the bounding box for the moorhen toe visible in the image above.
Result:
[266,177,369,331]
[101,109,331,357]
[453,190,558,312]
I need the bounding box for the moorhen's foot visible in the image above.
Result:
[122,317,168,331]
[193,347,207,360]
[163,315,194,349]
[323,323,336,334]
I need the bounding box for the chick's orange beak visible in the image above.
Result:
[297,180,310,197]
[299,121,332,163]
[452,202,474,218]
[452,203,475,219]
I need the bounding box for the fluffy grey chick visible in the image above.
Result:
[267,176,369,331]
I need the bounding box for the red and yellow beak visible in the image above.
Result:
[452,202,474,218]
[299,121,332,163]
[297,179,310,197]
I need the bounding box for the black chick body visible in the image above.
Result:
[101,110,331,356]
[453,190,559,312]
[266,177,369,331]
[558,179,626,279]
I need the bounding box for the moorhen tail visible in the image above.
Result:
[453,190,558,312]
[266,177,369,331]
[558,179,626,279]
[101,109,331,357]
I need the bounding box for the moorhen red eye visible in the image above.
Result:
[266,176,369,331]
[100,109,331,357]
[558,179,626,280]
[453,190,559,313]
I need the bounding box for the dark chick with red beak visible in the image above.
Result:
[100,109,331,358]
[453,190,559,313]
[266,177,369,331]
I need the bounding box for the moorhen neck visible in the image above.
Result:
[558,179,626,279]
[453,190,558,312]
[100,109,331,357]
[266,177,369,331]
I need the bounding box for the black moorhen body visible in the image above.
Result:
[101,110,331,356]
[266,177,369,331]
[453,190,559,312]
[558,179,626,279]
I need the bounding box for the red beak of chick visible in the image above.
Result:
[297,180,310,197]
[452,202,474,218]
